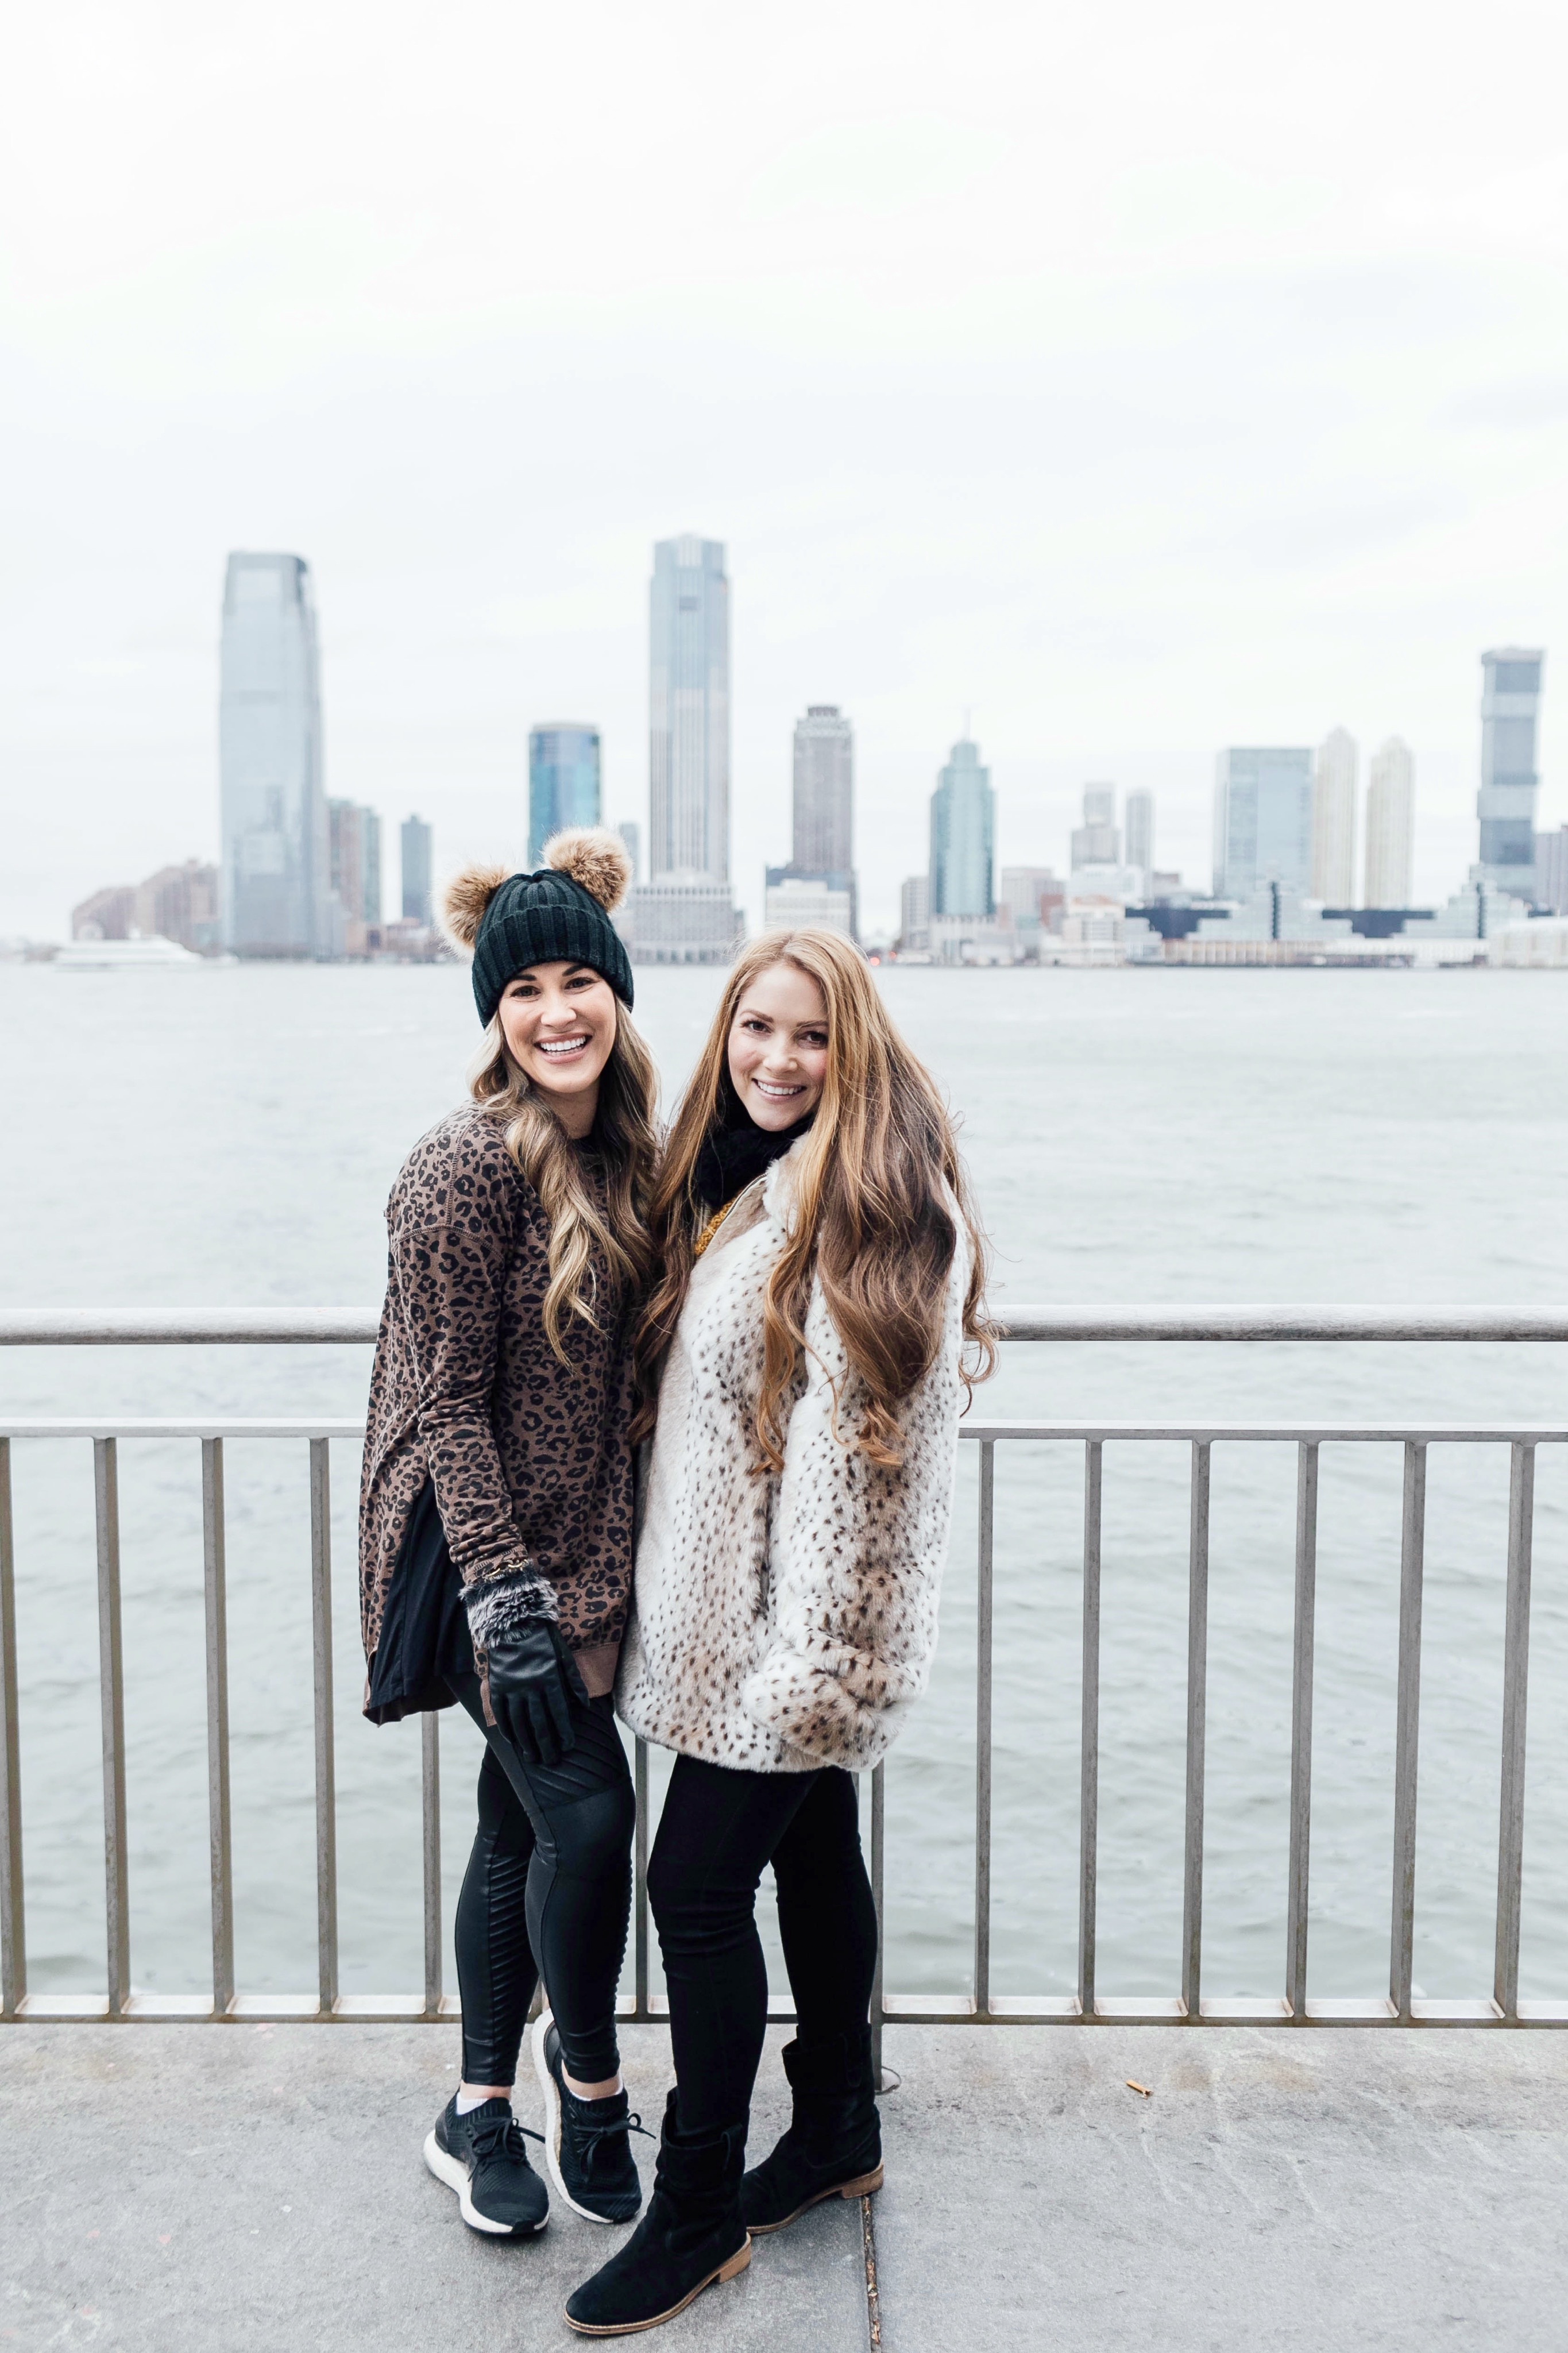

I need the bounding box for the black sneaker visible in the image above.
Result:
[424,2094,549,2236]
[533,2011,648,2225]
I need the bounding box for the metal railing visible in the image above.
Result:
[2,1309,1566,2041]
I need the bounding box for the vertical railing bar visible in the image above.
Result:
[1494,1440,1535,2019]
[871,1761,886,2090]
[1285,1440,1319,2020]
[974,1439,994,2019]
[634,1736,649,2022]
[421,1708,442,2016]
[94,1437,130,2018]
[0,1437,25,2017]
[309,1437,338,2015]
[1077,1438,1102,2020]
[1181,1439,1210,2022]
[1389,1439,1426,2022]
[202,1438,234,2017]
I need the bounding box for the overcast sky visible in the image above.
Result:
[4,0,1567,938]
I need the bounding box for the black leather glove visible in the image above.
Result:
[484,1615,588,1769]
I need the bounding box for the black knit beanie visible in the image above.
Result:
[469,869,633,1024]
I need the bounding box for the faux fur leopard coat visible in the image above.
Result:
[616,1141,971,1774]
[358,1106,636,1703]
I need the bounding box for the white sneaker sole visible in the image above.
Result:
[423,2129,546,2237]
[532,2010,627,2225]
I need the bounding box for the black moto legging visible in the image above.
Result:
[647,1755,880,2137]
[448,1672,634,2087]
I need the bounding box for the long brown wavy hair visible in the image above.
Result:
[469,1004,659,1363]
[632,929,994,1469]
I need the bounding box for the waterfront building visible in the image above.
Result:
[791,706,854,876]
[616,820,642,885]
[1312,728,1357,905]
[1212,747,1314,900]
[71,884,137,941]
[1364,739,1415,909]
[649,536,729,882]
[73,864,219,953]
[327,800,381,925]
[528,724,601,865]
[625,535,740,962]
[930,739,995,917]
[898,874,931,953]
[763,869,853,937]
[998,866,1062,926]
[1535,823,1568,915]
[400,816,433,924]
[1478,647,1544,898]
[1071,784,1120,869]
[1124,790,1154,878]
[219,552,329,957]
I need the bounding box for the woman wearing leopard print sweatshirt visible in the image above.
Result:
[358,828,657,2244]
[565,928,993,2338]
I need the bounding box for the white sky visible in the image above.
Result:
[4,0,1567,938]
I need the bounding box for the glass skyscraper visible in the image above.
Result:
[528,725,602,866]
[1478,648,1544,898]
[930,739,995,917]
[219,553,328,956]
[649,537,729,880]
[1212,748,1314,900]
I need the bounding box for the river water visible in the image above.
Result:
[2,959,1566,2012]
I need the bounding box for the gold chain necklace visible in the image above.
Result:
[692,1175,763,1261]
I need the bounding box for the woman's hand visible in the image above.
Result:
[484,1618,589,1768]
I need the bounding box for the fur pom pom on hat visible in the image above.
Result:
[442,827,635,1023]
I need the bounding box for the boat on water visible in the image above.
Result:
[53,935,223,971]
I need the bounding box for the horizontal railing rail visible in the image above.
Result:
[2,1313,1565,2051]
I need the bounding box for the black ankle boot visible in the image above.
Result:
[565,2091,751,2337]
[740,2030,883,2235]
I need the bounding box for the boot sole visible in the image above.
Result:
[746,2163,885,2236]
[565,2238,752,2335]
[423,2131,547,2237]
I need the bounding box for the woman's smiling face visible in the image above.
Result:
[497,959,617,1136]
[726,959,830,1132]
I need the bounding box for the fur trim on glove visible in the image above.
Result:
[463,1567,559,1651]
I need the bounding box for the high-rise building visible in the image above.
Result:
[328,800,382,924]
[930,739,995,917]
[1071,784,1120,867]
[1312,727,1358,904]
[400,815,433,924]
[134,861,220,953]
[1212,748,1314,900]
[1535,823,1568,915]
[1364,739,1415,908]
[791,707,853,875]
[616,820,642,885]
[528,725,601,865]
[763,870,854,936]
[1124,792,1154,877]
[219,552,328,956]
[898,874,931,952]
[649,536,729,880]
[1478,647,1544,898]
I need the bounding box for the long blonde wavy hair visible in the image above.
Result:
[469,1005,660,1363]
[633,929,994,1469]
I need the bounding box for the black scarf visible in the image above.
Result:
[693,1074,814,1210]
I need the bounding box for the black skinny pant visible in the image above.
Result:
[449,1673,634,2087]
[647,1756,879,2138]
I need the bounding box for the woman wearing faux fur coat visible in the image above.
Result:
[565,927,992,2337]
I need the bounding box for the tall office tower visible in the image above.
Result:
[400,815,433,924]
[616,820,642,884]
[1123,791,1154,877]
[328,800,382,924]
[791,706,853,873]
[1212,748,1314,899]
[649,536,729,880]
[1535,824,1568,915]
[528,724,602,865]
[1364,739,1415,908]
[930,739,995,917]
[899,874,930,949]
[1478,647,1544,897]
[219,552,328,956]
[1311,727,1358,904]
[1071,784,1120,867]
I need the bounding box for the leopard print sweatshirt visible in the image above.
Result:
[358,1105,636,1702]
[616,1141,971,1773]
